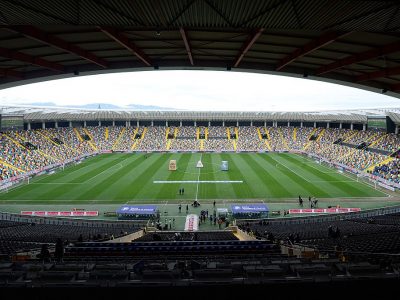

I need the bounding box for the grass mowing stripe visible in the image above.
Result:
[232,154,275,198]
[235,153,276,198]
[284,153,382,197]
[0,153,393,207]
[43,154,118,184]
[155,153,193,199]
[265,154,331,198]
[75,154,144,200]
[69,154,134,183]
[241,153,291,198]
[0,154,110,199]
[220,153,254,199]
[179,153,203,200]
[199,153,217,200]
[35,155,106,183]
[210,153,236,199]
[97,154,162,200]
[123,153,174,200]
[258,154,314,196]
[29,154,135,201]
[275,154,358,197]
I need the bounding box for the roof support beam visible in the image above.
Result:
[322,2,400,31]
[99,27,152,67]
[316,40,400,75]
[180,28,193,66]
[0,68,23,78]
[275,31,350,71]
[239,0,290,27]
[233,28,264,68]
[6,26,109,68]
[0,47,64,72]
[356,65,400,82]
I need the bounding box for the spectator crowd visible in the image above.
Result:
[1,125,400,183]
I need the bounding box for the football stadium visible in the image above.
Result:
[1,0,400,296]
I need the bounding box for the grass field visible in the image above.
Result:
[0,152,388,204]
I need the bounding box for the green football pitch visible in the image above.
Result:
[0,152,389,204]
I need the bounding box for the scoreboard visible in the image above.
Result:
[367,115,387,131]
[0,114,24,131]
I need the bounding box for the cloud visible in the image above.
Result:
[0,70,399,111]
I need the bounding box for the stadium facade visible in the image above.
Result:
[2,105,400,131]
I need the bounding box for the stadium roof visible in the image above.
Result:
[1,0,400,99]
[2,105,400,123]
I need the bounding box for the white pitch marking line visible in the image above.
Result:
[153,180,243,183]
[195,153,202,201]
[82,163,123,183]
[297,154,391,198]
[30,182,82,185]
[275,161,312,183]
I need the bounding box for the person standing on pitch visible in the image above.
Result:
[186,204,189,213]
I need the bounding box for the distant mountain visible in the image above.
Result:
[21,102,57,107]
[68,103,121,109]
[125,104,179,110]
[19,102,179,110]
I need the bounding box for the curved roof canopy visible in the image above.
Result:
[2,105,400,124]
[0,0,400,98]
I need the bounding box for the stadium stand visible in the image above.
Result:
[2,125,400,180]
[136,126,166,151]
[0,217,146,256]
[2,121,400,291]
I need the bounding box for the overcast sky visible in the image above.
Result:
[0,70,399,111]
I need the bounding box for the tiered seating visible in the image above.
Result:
[85,126,121,151]
[370,133,400,153]
[352,212,400,226]
[204,139,234,151]
[338,149,385,170]
[345,129,378,145]
[236,126,267,151]
[49,127,93,154]
[0,240,43,255]
[267,127,288,151]
[288,127,314,150]
[307,128,344,155]
[203,126,233,151]
[135,231,238,241]
[1,251,399,288]
[0,134,53,172]
[113,127,140,150]
[136,126,166,151]
[0,219,144,255]
[0,161,22,180]
[239,211,400,254]
[65,240,276,258]
[170,126,199,151]
[372,159,400,183]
